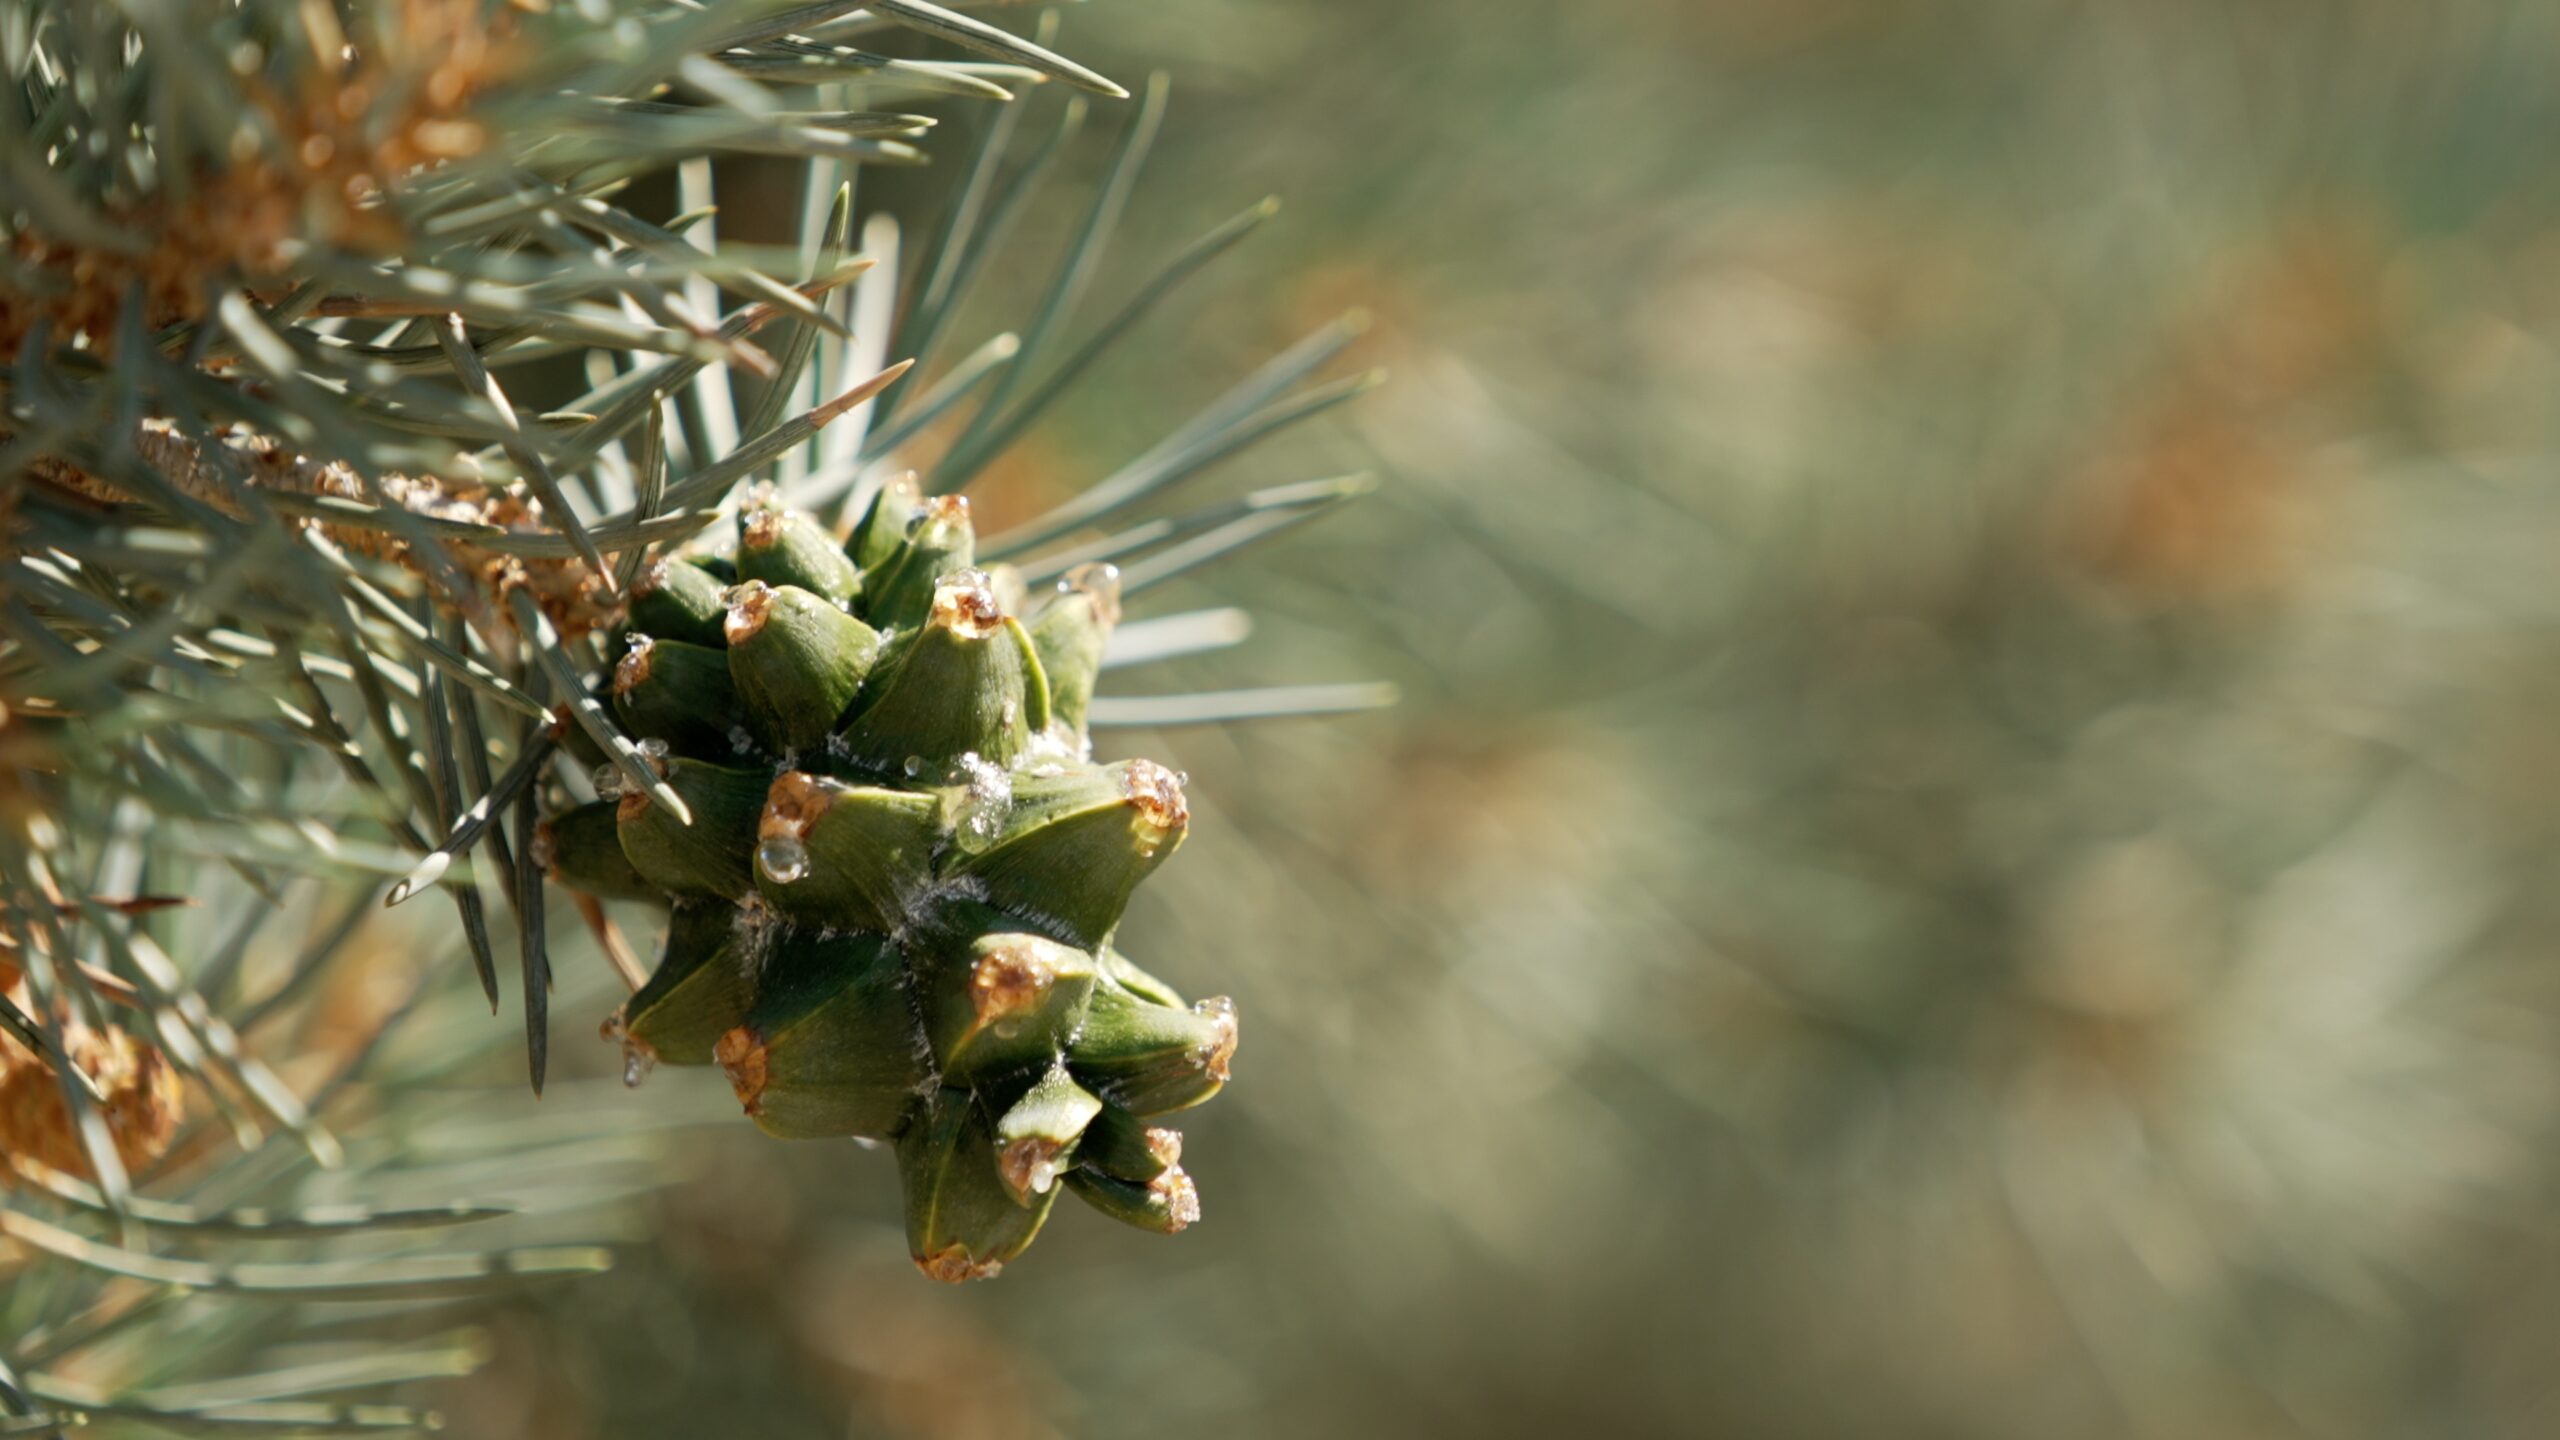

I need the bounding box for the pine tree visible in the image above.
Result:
[0,0,1383,1429]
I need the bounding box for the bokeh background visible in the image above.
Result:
[451,2,2560,1435]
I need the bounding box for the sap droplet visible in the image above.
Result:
[1190,995,1239,1077]
[590,763,625,797]
[991,1018,1025,1040]
[622,1044,656,1089]
[729,724,756,754]
[1060,561,1123,625]
[757,835,809,884]
[637,737,671,763]
[1028,1155,1058,1194]
[903,755,926,778]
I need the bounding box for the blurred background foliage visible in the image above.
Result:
[457,1,2560,1435]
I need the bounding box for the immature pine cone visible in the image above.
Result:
[548,482,1230,1281]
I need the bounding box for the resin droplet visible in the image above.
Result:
[903,754,926,778]
[1060,561,1124,626]
[602,1012,656,1089]
[590,763,625,798]
[637,737,671,762]
[756,835,810,885]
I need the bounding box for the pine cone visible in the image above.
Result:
[555,485,1232,1281]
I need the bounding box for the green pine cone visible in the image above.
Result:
[576,490,1234,1280]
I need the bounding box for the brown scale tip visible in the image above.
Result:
[760,770,833,841]
[741,504,790,550]
[602,1009,662,1065]
[611,634,655,696]
[714,1026,768,1115]
[1155,1166,1203,1231]
[971,941,1058,1024]
[1121,759,1189,832]
[1194,997,1239,1084]
[633,557,673,597]
[998,1135,1068,1203]
[615,790,651,822]
[723,580,776,644]
[928,573,1005,639]
[916,1244,1004,1284]
[923,494,970,528]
